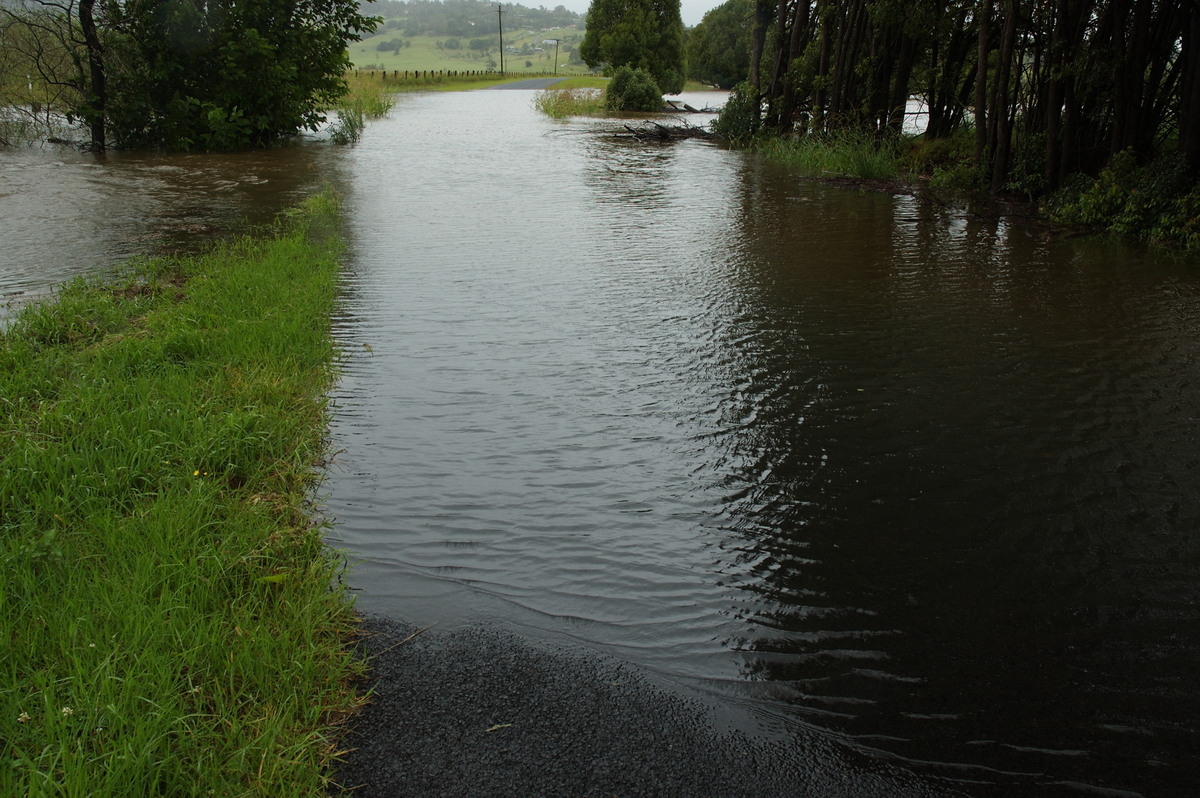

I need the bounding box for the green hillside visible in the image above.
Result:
[351,26,587,75]
[350,0,590,74]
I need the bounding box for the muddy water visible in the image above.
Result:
[4,90,1198,795]
[0,143,335,318]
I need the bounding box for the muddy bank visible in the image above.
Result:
[331,615,959,797]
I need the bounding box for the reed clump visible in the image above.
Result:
[0,189,364,795]
[757,130,904,181]
[532,87,605,118]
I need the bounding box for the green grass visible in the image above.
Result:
[532,87,606,118]
[349,27,590,76]
[757,131,906,181]
[0,190,365,795]
[331,73,397,142]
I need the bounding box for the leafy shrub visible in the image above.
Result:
[711,81,761,141]
[604,66,663,113]
[1046,150,1200,249]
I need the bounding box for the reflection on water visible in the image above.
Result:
[712,172,1200,792]
[325,91,1200,796]
[4,89,1199,796]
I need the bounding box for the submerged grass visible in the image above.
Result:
[532,86,605,118]
[757,131,905,181]
[0,189,364,795]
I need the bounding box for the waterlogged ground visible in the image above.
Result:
[4,88,1200,795]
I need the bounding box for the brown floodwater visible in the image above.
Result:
[3,90,1198,795]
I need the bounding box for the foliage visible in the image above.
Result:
[685,0,752,89]
[533,87,606,118]
[0,190,366,794]
[1,0,379,150]
[711,80,761,141]
[579,0,685,94]
[1045,151,1200,250]
[106,0,379,149]
[603,65,662,112]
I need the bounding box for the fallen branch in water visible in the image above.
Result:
[615,122,718,142]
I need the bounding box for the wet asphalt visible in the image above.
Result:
[331,614,962,797]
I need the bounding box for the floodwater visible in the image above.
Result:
[4,89,1199,795]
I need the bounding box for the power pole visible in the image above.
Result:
[497,4,505,75]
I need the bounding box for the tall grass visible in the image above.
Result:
[532,87,605,118]
[758,131,904,181]
[331,73,396,143]
[0,190,364,795]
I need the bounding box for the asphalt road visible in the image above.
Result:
[330,614,962,797]
[484,78,568,90]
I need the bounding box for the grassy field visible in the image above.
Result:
[0,191,364,796]
[349,26,591,76]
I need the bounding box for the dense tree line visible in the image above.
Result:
[718,0,1200,195]
[686,0,753,89]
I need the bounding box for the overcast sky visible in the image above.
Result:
[551,0,724,28]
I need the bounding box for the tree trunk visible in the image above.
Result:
[988,0,1019,192]
[1181,2,1200,173]
[79,0,106,151]
[974,0,991,166]
[749,0,775,89]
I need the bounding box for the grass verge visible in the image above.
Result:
[0,189,365,796]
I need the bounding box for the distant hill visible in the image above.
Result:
[352,0,588,74]
[362,0,582,37]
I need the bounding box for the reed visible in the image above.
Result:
[0,189,364,796]
[532,87,605,118]
[758,130,904,181]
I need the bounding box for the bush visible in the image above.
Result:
[711,81,761,141]
[604,66,663,113]
[1045,150,1200,249]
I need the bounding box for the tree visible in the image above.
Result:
[579,0,685,94]
[686,0,752,89]
[716,0,1198,196]
[2,0,378,151]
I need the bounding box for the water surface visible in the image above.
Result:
[324,91,1200,796]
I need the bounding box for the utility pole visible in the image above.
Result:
[552,38,559,74]
[497,4,505,75]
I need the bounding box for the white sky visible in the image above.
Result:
[551,0,724,28]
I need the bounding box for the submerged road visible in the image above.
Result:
[484,77,567,90]
[331,615,961,797]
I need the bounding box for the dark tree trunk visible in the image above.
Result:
[974,0,991,166]
[1181,5,1200,173]
[988,0,1019,192]
[749,0,775,89]
[79,0,106,151]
